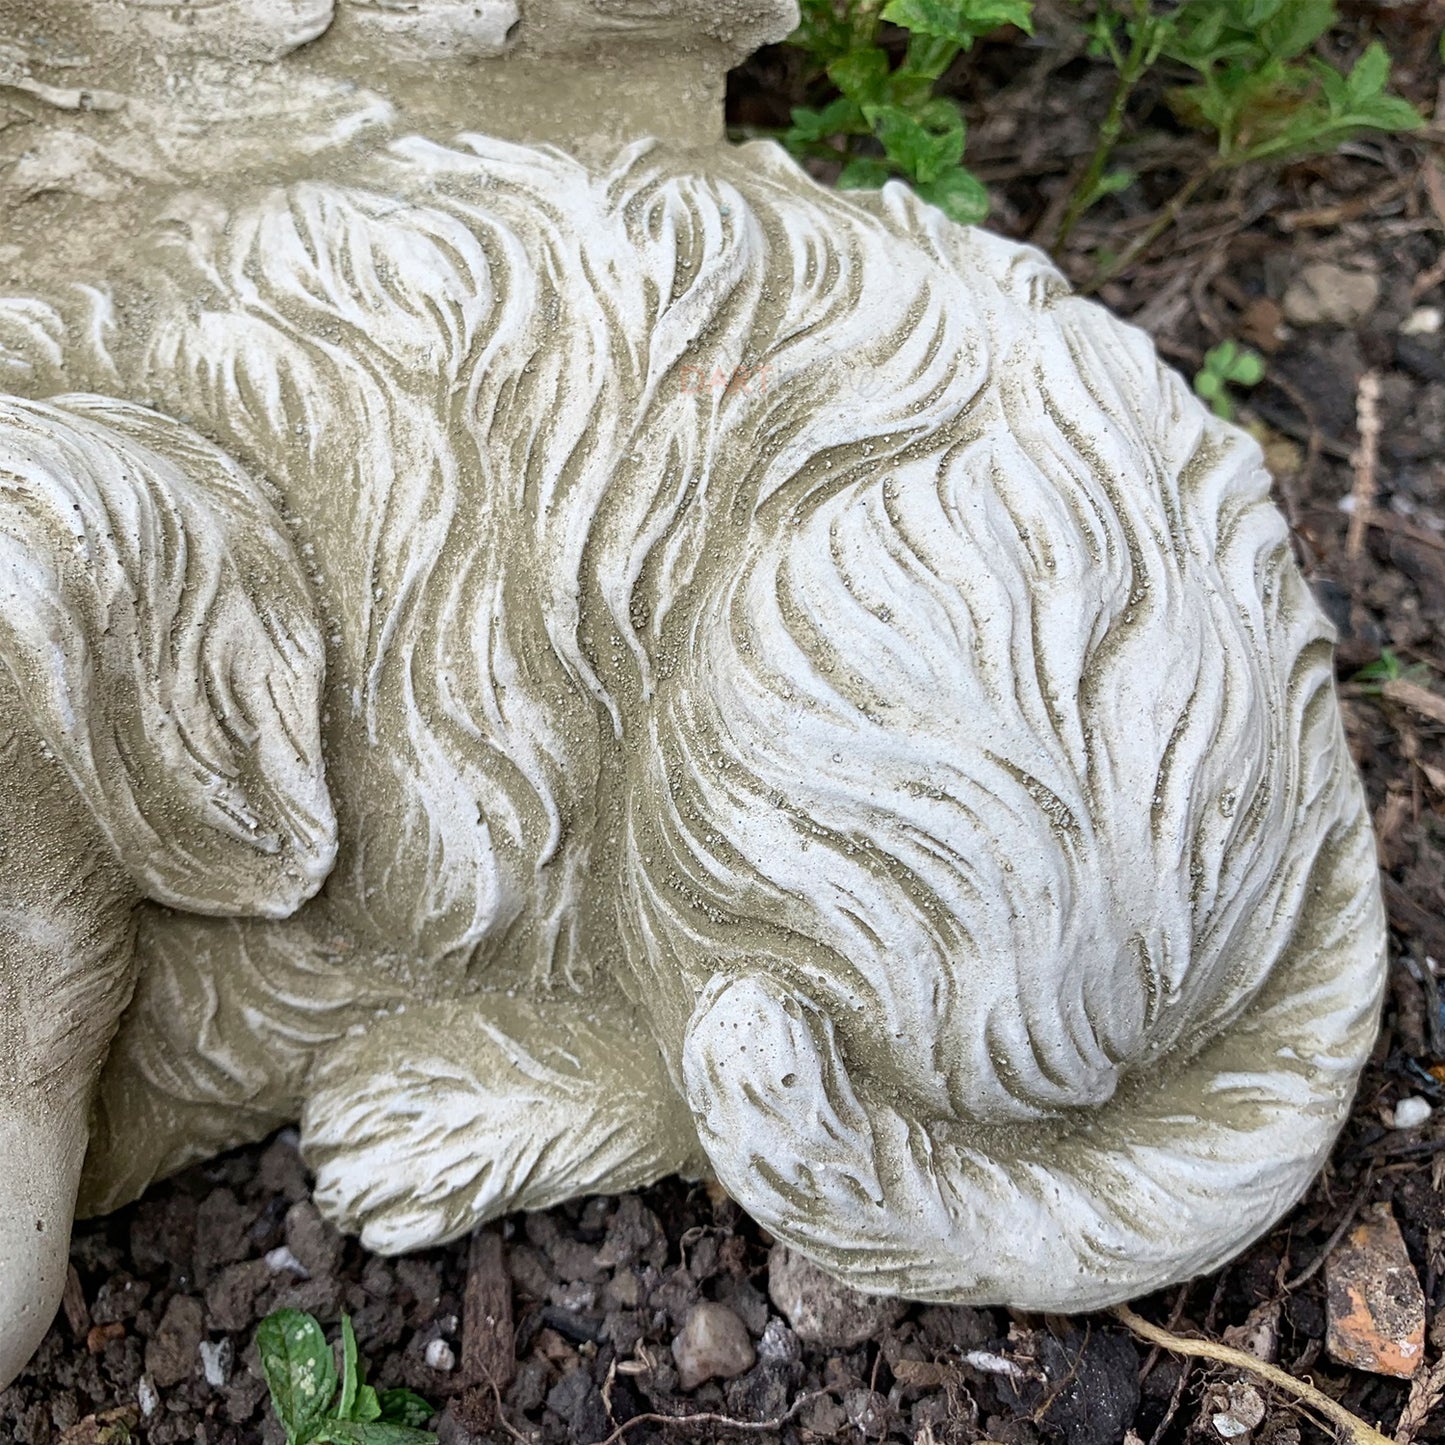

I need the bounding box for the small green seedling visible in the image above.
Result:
[783,0,1035,223]
[1193,340,1265,419]
[257,1309,438,1445]
[1350,649,1431,695]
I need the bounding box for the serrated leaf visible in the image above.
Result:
[258,1311,339,1445]
[828,46,891,104]
[888,67,943,104]
[911,95,966,129]
[864,103,964,182]
[786,96,867,143]
[378,1391,437,1429]
[837,155,892,189]
[882,0,1033,42]
[916,166,990,224]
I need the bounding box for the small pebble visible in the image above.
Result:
[767,1245,905,1348]
[137,1375,159,1419]
[424,1338,456,1372]
[264,1245,310,1277]
[671,1302,756,1390]
[199,1338,232,1388]
[1282,262,1379,327]
[145,1295,204,1387]
[1211,1381,1265,1439]
[1393,1096,1432,1129]
[1401,306,1443,337]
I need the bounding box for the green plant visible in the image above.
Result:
[1060,0,1422,258]
[1193,339,1264,418]
[257,1309,439,1445]
[783,0,1034,223]
[1350,649,1431,695]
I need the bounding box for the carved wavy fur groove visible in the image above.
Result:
[0,135,1385,1312]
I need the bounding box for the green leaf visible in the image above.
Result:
[1314,60,1352,110]
[912,95,967,130]
[1352,93,1424,130]
[354,1386,383,1423]
[864,102,965,182]
[311,1423,437,1445]
[836,155,893,189]
[378,1391,438,1429]
[1225,348,1266,385]
[257,1311,339,1445]
[786,96,867,144]
[338,1317,360,1420]
[915,165,990,223]
[883,0,1033,42]
[828,46,891,104]
[1096,167,1136,197]
[1345,39,1390,100]
[1257,0,1335,60]
[1350,649,1430,692]
[1352,649,1404,685]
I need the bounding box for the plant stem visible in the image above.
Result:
[851,0,884,49]
[1081,158,1220,292]
[1055,0,1155,247]
[1111,1306,1395,1445]
[906,33,962,80]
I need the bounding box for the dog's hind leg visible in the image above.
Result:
[297,990,705,1253]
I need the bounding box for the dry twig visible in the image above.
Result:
[1353,510,1445,556]
[1346,370,1382,563]
[1382,679,1445,730]
[1112,1305,1393,1445]
[483,1373,833,1444]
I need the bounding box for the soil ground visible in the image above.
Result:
[6,6,1445,1442]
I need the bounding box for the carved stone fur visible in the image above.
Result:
[0,0,1385,1390]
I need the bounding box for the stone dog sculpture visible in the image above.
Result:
[0,0,1385,1389]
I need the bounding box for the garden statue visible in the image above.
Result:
[0,0,1387,1391]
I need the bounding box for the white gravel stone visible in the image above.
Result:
[263,1245,309,1278]
[1393,1096,1432,1129]
[1401,306,1443,336]
[137,1375,159,1418]
[671,1302,755,1390]
[199,1338,232,1388]
[424,1338,456,1372]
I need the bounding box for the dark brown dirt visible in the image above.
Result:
[7,7,1445,1442]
